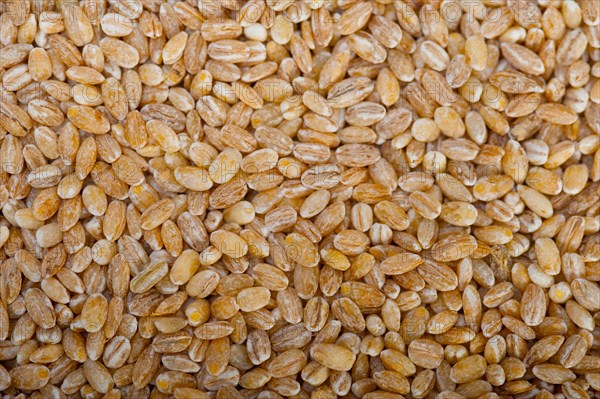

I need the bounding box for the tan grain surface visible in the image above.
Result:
[0,0,599,397]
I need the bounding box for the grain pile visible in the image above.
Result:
[0,0,599,398]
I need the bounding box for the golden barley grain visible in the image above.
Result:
[0,1,597,397]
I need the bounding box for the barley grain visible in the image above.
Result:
[0,2,597,397]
